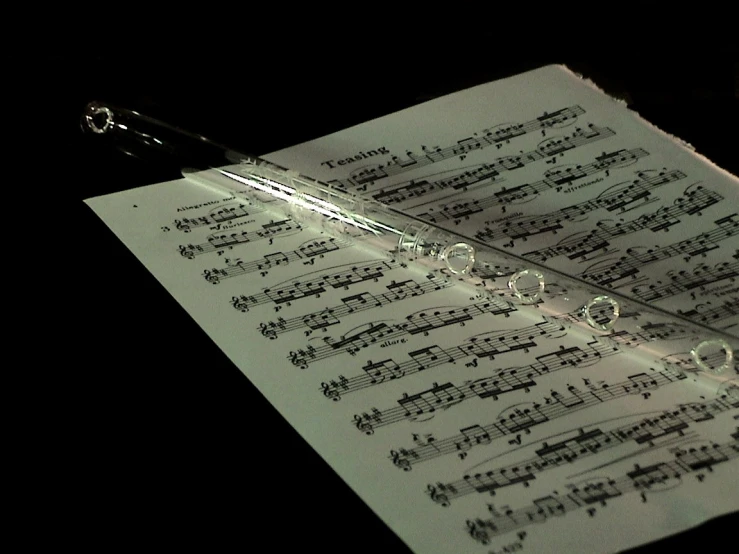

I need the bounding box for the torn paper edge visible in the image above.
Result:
[558,63,739,183]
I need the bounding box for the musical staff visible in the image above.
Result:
[428,395,737,507]
[202,237,352,284]
[376,347,705,438]
[329,106,587,189]
[331,320,694,412]
[371,125,615,206]
[472,168,687,240]
[290,297,521,369]
[231,259,400,313]
[174,203,256,232]
[417,149,655,224]
[514,186,723,262]
[372,166,503,206]
[179,219,302,258]
[257,273,453,339]
[350,324,700,432]
[677,297,739,327]
[631,259,739,302]
[579,214,739,287]
[363,340,620,428]
[389,365,694,470]
[466,437,739,544]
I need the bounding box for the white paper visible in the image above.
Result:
[86,65,739,554]
[266,65,739,335]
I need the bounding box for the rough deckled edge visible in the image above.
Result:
[557,63,739,182]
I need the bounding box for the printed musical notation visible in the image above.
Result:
[88,65,739,554]
[370,344,712,436]
[631,258,738,303]
[256,273,453,339]
[389,365,694,470]
[202,237,352,283]
[179,219,301,258]
[231,259,401,312]
[417,149,656,224]
[469,168,688,241]
[677,298,739,328]
[371,125,615,206]
[503,186,723,262]
[327,316,695,410]
[348,323,702,434]
[427,395,737,507]
[174,202,258,232]
[466,437,739,545]
[579,214,739,287]
[263,69,739,552]
[289,297,524,369]
[330,106,587,190]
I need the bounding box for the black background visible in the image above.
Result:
[13,51,738,552]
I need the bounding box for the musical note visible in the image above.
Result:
[289,297,520,366]
[174,203,256,232]
[386,366,694,468]
[326,323,395,356]
[179,219,301,258]
[371,125,615,206]
[475,168,689,242]
[329,106,587,189]
[202,237,352,283]
[631,258,739,302]
[579,214,739,287]
[467,438,739,542]
[325,307,694,401]
[398,383,467,417]
[430,397,736,506]
[677,298,739,329]
[417,149,653,224]
[230,259,398,312]
[174,215,213,233]
[516,186,723,262]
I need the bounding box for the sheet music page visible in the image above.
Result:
[86,65,738,554]
[266,65,739,335]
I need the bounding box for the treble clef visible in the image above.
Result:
[466,520,491,545]
[289,351,307,369]
[259,323,277,339]
[179,245,195,259]
[231,296,249,312]
[353,414,374,435]
[427,484,450,507]
[390,450,411,471]
[321,382,341,401]
[174,219,191,233]
[203,270,220,285]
